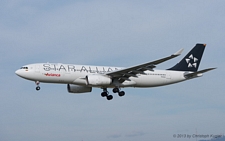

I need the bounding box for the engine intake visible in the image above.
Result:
[86,74,112,86]
[67,84,92,93]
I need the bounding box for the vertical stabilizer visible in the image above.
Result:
[168,44,206,72]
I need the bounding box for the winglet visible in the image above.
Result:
[173,48,184,56]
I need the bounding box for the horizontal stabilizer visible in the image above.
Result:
[184,68,216,78]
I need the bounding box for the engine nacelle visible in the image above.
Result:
[86,74,112,86]
[67,84,92,93]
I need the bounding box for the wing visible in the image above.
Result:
[106,48,184,82]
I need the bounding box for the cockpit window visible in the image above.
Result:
[20,67,28,69]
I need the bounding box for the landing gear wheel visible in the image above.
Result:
[106,95,113,100]
[101,92,108,97]
[118,91,125,97]
[113,88,119,93]
[36,86,40,91]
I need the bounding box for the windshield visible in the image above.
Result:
[20,67,28,69]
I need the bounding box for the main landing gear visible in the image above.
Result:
[112,87,125,97]
[101,88,125,100]
[101,88,113,100]
[35,81,40,91]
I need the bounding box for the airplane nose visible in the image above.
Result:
[15,70,21,76]
[15,70,18,75]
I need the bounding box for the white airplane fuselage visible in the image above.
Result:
[15,63,187,88]
[15,44,215,100]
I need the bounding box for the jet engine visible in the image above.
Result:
[67,84,92,93]
[86,74,112,86]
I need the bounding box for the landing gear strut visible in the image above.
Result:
[35,81,40,91]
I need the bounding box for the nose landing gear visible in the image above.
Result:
[35,81,40,91]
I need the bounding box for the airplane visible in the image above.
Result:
[15,44,216,100]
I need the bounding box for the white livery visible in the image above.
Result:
[15,44,215,100]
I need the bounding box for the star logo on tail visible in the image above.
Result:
[185,54,198,68]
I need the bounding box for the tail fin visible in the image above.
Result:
[168,44,206,72]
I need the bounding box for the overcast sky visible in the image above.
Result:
[0,0,225,141]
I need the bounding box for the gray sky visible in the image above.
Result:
[0,0,224,141]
